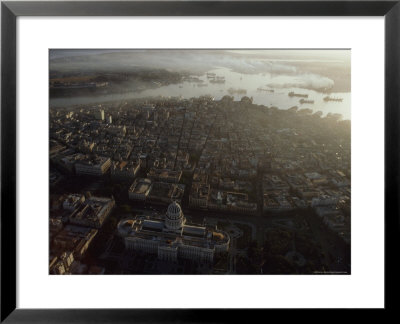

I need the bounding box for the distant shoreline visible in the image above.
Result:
[49,95,350,122]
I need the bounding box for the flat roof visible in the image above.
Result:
[183,225,206,237]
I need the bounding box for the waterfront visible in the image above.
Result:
[50,67,350,120]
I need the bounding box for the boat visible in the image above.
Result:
[288,91,308,98]
[323,96,343,102]
[257,87,274,93]
[299,99,314,104]
[209,79,225,84]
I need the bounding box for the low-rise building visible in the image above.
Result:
[263,191,294,212]
[63,194,85,211]
[311,195,338,207]
[52,225,98,260]
[147,168,182,183]
[189,183,210,208]
[226,192,257,215]
[69,196,115,228]
[297,188,321,200]
[75,155,111,176]
[111,160,140,180]
[147,182,185,205]
[129,178,152,201]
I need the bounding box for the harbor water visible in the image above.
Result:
[50,67,351,120]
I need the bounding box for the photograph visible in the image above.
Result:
[2,0,397,320]
[48,49,351,275]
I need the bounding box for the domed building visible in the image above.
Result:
[117,202,230,263]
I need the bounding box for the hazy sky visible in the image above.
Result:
[50,49,350,64]
[50,49,350,73]
[50,49,351,92]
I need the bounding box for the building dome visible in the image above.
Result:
[166,201,182,220]
[165,201,185,230]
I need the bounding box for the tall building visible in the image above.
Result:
[95,109,105,121]
[118,202,230,263]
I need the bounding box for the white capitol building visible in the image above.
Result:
[118,202,230,263]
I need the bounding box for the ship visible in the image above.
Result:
[206,72,216,78]
[299,99,314,104]
[257,87,274,93]
[323,96,343,102]
[288,91,308,98]
[210,78,225,84]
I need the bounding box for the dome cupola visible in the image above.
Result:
[165,201,185,230]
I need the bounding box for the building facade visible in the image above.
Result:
[118,202,230,263]
[75,156,111,176]
[69,196,115,228]
[129,178,152,201]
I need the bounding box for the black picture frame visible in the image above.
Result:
[1,1,399,322]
